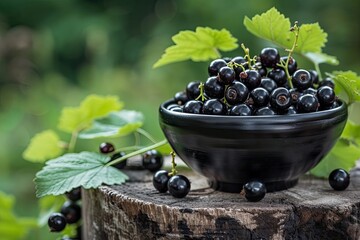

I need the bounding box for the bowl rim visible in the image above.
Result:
[159,99,348,125]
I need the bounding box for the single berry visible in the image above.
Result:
[168,175,191,198]
[260,47,280,68]
[243,181,266,202]
[297,94,319,113]
[48,213,67,232]
[292,69,312,90]
[329,169,350,191]
[203,99,227,115]
[204,76,225,99]
[285,106,297,115]
[260,78,277,93]
[99,142,115,154]
[250,87,269,107]
[280,56,297,75]
[208,59,227,76]
[142,150,164,172]
[174,91,188,105]
[153,170,170,193]
[61,201,81,224]
[225,81,249,105]
[308,69,319,85]
[240,70,262,90]
[268,68,287,86]
[186,81,201,100]
[183,100,203,114]
[109,151,127,169]
[317,86,335,107]
[319,77,335,89]
[302,87,317,96]
[254,107,276,116]
[218,66,235,85]
[229,104,252,116]
[65,187,81,202]
[289,88,301,104]
[252,62,267,77]
[270,87,291,111]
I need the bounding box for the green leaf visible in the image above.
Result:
[310,138,360,178]
[0,191,38,240]
[330,71,360,105]
[35,152,129,197]
[304,52,339,65]
[23,130,63,163]
[341,121,360,146]
[296,23,327,53]
[78,110,144,139]
[38,195,66,226]
[58,95,124,133]
[153,27,238,68]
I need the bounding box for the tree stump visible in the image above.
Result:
[82,166,360,240]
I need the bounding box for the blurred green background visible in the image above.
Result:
[0,0,359,239]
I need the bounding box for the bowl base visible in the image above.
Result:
[208,178,299,193]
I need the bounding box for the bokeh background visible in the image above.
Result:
[1,0,359,239]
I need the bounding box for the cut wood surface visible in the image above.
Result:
[82,162,360,240]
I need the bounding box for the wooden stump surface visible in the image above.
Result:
[82,162,360,240]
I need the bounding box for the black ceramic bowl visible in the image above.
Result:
[159,99,348,192]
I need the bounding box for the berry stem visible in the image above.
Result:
[241,43,253,70]
[314,63,323,81]
[136,128,157,144]
[283,21,300,89]
[169,151,178,177]
[105,139,168,167]
[195,82,207,102]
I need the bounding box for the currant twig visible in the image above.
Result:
[136,128,157,144]
[241,43,253,70]
[195,82,207,102]
[169,151,178,177]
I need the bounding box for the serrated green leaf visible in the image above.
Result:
[23,130,63,163]
[0,191,38,240]
[58,95,124,133]
[78,110,143,139]
[35,152,129,197]
[153,27,238,68]
[38,195,66,226]
[304,52,339,65]
[310,138,360,178]
[330,71,360,105]
[296,23,327,53]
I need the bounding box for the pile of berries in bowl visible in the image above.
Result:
[159,47,348,193]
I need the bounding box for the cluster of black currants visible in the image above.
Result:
[153,170,191,198]
[100,142,164,172]
[169,47,338,116]
[47,187,82,240]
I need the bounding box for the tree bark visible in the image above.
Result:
[82,167,360,240]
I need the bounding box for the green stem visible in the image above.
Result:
[169,151,178,177]
[195,82,206,102]
[68,131,78,153]
[117,145,144,152]
[136,128,157,143]
[106,139,168,167]
[241,43,253,70]
[314,63,322,81]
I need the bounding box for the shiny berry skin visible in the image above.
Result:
[329,169,350,191]
[260,78,277,93]
[110,151,127,169]
[225,81,249,105]
[153,170,170,193]
[231,56,248,78]
[319,77,335,89]
[204,76,225,99]
[302,87,317,96]
[142,150,164,172]
[260,47,280,68]
[297,94,319,113]
[65,187,81,202]
[250,87,269,107]
[270,87,291,111]
[48,213,67,232]
[229,104,252,116]
[240,70,261,90]
[174,91,188,105]
[61,201,81,224]
[308,69,319,85]
[218,66,235,85]
[285,106,297,115]
[268,68,287,86]
[168,175,191,198]
[208,59,227,76]
[319,101,339,111]
[292,69,312,90]
[254,107,276,116]
[289,88,301,104]
[183,100,203,114]
[244,181,266,202]
[186,81,201,100]
[99,142,115,154]
[203,99,227,115]
[317,86,335,107]
[252,62,267,77]
[280,56,297,75]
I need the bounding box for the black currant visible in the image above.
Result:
[48,213,67,232]
[268,68,287,86]
[218,66,235,85]
[60,201,81,224]
[229,104,252,116]
[285,106,297,115]
[231,56,248,78]
[243,181,266,202]
[329,169,350,191]
[270,87,291,111]
[225,81,249,105]
[317,86,335,107]
[260,47,280,68]
[65,187,81,202]
[183,100,203,114]
[109,151,127,169]
[289,88,301,105]
[168,175,191,198]
[142,149,164,172]
[240,70,261,90]
[254,107,276,116]
[208,59,227,76]
[260,78,277,93]
[174,91,188,105]
[153,170,170,193]
[297,94,319,113]
[280,56,297,75]
[249,87,269,107]
[203,99,227,115]
[319,77,335,89]
[302,87,317,96]
[308,69,319,85]
[99,142,115,154]
[204,76,225,99]
[252,62,267,77]
[292,69,312,90]
[186,81,201,100]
